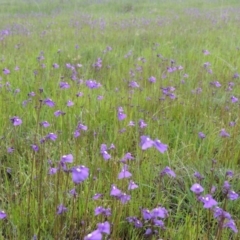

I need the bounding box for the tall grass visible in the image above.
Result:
[0,0,240,239]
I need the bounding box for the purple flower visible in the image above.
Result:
[31,144,39,152]
[69,188,77,197]
[76,92,83,97]
[92,193,103,200]
[153,219,165,228]
[43,98,55,107]
[128,180,138,190]
[28,92,35,97]
[66,100,74,107]
[59,81,70,89]
[198,132,206,139]
[154,139,168,153]
[49,167,58,175]
[202,195,218,208]
[160,166,176,178]
[101,151,111,160]
[190,183,204,195]
[219,129,230,138]
[3,68,10,75]
[140,136,154,150]
[129,81,139,88]
[210,81,221,88]
[142,209,152,220]
[72,166,89,184]
[227,190,239,200]
[121,152,134,163]
[40,121,50,128]
[54,110,65,117]
[194,172,204,181]
[97,221,110,234]
[118,165,132,179]
[151,207,168,219]
[61,154,73,163]
[46,133,57,141]
[84,230,102,240]
[118,112,126,121]
[223,181,231,194]
[119,193,131,204]
[53,63,59,69]
[85,79,101,89]
[148,76,156,83]
[223,220,238,233]
[77,123,88,131]
[74,130,80,138]
[110,184,122,197]
[56,204,67,215]
[7,147,14,153]
[202,49,210,55]
[226,170,234,178]
[231,96,238,103]
[139,119,147,128]
[94,207,111,216]
[0,211,7,219]
[10,116,22,126]
[128,121,135,126]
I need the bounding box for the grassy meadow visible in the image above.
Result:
[1,0,240,239]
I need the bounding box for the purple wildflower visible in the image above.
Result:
[43,98,55,107]
[97,221,110,235]
[0,211,7,219]
[7,147,14,153]
[31,144,39,152]
[223,220,238,233]
[139,119,147,128]
[40,121,50,128]
[54,110,65,117]
[46,133,57,141]
[61,154,73,163]
[160,166,176,178]
[154,139,168,153]
[121,152,134,163]
[66,100,74,107]
[151,207,168,219]
[140,136,154,150]
[219,129,230,138]
[194,172,204,181]
[227,190,239,201]
[92,193,103,200]
[53,63,59,69]
[110,185,122,197]
[77,123,88,131]
[128,180,138,190]
[10,116,22,126]
[148,76,156,83]
[190,183,204,195]
[202,194,218,208]
[3,68,10,75]
[198,132,206,139]
[56,204,67,215]
[84,230,102,240]
[49,167,58,175]
[71,166,89,184]
[119,193,131,204]
[231,96,238,103]
[118,165,132,179]
[59,82,70,89]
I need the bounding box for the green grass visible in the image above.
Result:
[0,0,240,239]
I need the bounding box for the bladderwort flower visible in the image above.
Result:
[43,98,55,107]
[66,100,74,107]
[128,180,139,190]
[148,76,156,83]
[139,119,147,128]
[194,172,204,181]
[110,184,122,197]
[198,132,206,139]
[3,68,10,75]
[190,183,204,195]
[10,116,22,126]
[52,63,59,69]
[118,164,132,179]
[92,193,103,200]
[97,221,111,235]
[223,219,238,233]
[84,230,102,240]
[120,152,134,163]
[59,81,70,89]
[0,211,7,219]
[54,110,65,117]
[46,133,57,141]
[231,96,238,103]
[31,144,39,152]
[140,136,154,150]
[61,154,73,163]
[94,207,111,216]
[48,167,58,175]
[160,166,176,178]
[219,129,230,138]
[71,166,89,184]
[40,121,50,128]
[56,204,67,215]
[201,194,218,208]
[119,193,131,204]
[154,139,168,153]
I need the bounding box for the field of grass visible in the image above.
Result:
[1,0,240,239]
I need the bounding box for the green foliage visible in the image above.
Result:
[0,0,240,239]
